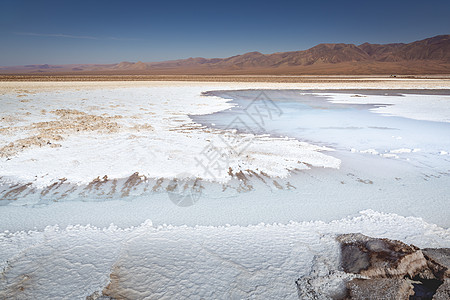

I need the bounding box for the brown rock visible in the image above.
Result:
[337,233,428,278]
[346,278,414,300]
[337,235,450,299]
[423,248,450,280]
[433,279,450,300]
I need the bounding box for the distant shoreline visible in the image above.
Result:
[1,74,450,82]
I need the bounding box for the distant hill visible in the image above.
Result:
[1,35,449,75]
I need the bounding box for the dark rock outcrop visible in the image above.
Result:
[296,234,450,299]
[338,234,449,300]
[338,233,428,279]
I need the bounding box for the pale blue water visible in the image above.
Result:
[194,90,450,170]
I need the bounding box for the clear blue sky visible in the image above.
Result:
[1,0,449,66]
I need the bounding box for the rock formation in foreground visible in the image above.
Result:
[296,233,450,299]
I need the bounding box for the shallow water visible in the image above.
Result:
[192,89,450,226]
[1,89,449,230]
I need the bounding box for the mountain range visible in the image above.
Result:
[1,35,449,75]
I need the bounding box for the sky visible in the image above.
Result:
[0,0,449,66]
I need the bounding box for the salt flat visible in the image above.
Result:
[0,79,449,299]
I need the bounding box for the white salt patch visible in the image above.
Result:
[360,149,379,155]
[390,148,412,154]
[0,87,340,187]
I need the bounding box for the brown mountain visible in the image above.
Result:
[1,35,449,75]
[147,35,449,70]
[111,61,150,70]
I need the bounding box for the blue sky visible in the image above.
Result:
[0,0,449,66]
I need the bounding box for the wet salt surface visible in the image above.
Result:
[1,148,449,231]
